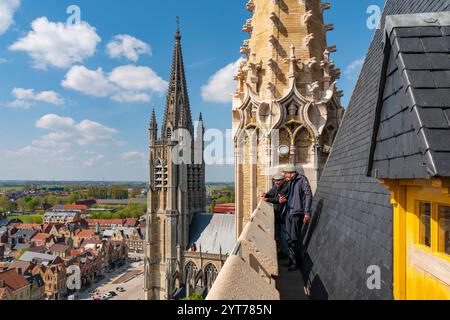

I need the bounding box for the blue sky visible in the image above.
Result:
[0,0,385,182]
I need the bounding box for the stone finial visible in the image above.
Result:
[327,45,337,53]
[284,44,303,80]
[305,57,317,69]
[246,0,255,13]
[269,35,278,47]
[267,58,276,70]
[304,34,314,47]
[234,60,248,97]
[307,81,320,95]
[303,10,313,25]
[242,19,253,33]
[247,53,262,89]
[240,39,251,55]
[320,2,331,13]
[324,24,334,32]
[269,12,277,24]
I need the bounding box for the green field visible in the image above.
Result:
[0,186,22,192]
[8,215,43,224]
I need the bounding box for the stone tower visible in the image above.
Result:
[233,0,344,237]
[144,26,206,300]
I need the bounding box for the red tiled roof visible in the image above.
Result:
[31,233,52,241]
[123,218,137,226]
[49,244,70,252]
[70,249,83,256]
[0,269,30,291]
[214,204,236,213]
[86,219,125,225]
[63,204,88,211]
[15,224,41,231]
[75,229,96,238]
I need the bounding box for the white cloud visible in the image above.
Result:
[109,65,167,93]
[0,0,20,35]
[62,65,116,97]
[107,34,151,62]
[34,114,122,147]
[36,114,75,130]
[201,58,244,104]
[120,151,144,160]
[62,64,167,103]
[8,87,64,109]
[9,17,101,69]
[345,58,365,79]
[111,92,150,103]
[83,154,104,167]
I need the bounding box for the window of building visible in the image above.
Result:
[418,202,431,247]
[438,205,450,256]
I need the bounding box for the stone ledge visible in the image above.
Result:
[206,255,280,300]
[206,201,280,300]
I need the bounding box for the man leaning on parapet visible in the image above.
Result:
[281,165,312,272]
[261,174,290,260]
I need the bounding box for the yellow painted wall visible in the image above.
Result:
[385,179,450,300]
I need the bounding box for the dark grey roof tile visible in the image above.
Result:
[421,37,449,53]
[398,53,432,70]
[407,87,450,107]
[391,27,420,38]
[402,70,436,88]
[426,53,450,69]
[442,27,450,36]
[421,128,450,151]
[431,152,450,176]
[411,106,449,129]
[430,70,450,87]
[395,37,425,53]
[416,26,443,37]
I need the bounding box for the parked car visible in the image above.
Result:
[116,287,125,292]
[108,291,117,297]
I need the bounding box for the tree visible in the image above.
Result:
[16,198,26,212]
[0,195,15,213]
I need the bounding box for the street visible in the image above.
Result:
[79,254,144,301]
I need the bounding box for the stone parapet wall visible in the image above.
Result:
[206,201,279,300]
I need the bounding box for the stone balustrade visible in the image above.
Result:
[206,201,280,300]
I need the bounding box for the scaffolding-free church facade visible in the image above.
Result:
[143,27,229,300]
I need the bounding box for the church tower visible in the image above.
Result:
[233,0,344,237]
[144,26,206,300]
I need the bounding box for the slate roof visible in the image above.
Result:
[369,12,450,179]
[19,251,58,263]
[10,229,37,240]
[44,211,79,219]
[304,0,449,300]
[188,213,236,255]
[27,274,44,288]
[0,219,10,227]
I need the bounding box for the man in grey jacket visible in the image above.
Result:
[280,165,312,271]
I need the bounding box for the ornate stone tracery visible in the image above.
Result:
[233,0,345,236]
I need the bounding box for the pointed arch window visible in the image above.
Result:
[203,264,218,291]
[185,261,198,296]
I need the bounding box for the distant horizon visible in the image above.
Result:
[0,179,235,184]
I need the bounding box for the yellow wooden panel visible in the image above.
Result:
[403,183,450,300]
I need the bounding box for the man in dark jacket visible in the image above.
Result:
[261,174,290,258]
[281,165,312,271]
